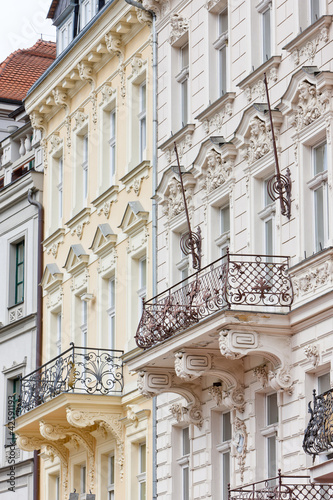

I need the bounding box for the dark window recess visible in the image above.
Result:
[99,0,105,9]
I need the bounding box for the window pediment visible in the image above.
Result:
[41,264,63,293]
[168,13,189,46]
[64,244,89,275]
[156,167,196,221]
[118,201,149,236]
[195,92,235,135]
[90,224,117,256]
[237,56,281,103]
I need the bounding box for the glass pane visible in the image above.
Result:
[181,44,189,68]
[110,455,114,484]
[140,84,146,112]
[267,393,278,425]
[222,452,230,500]
[265,218,273,255]
[182,427,190,456]
[16,283,24,303]
[183,466,189,500]
[140,481,146,500]
[314,186,324,251]
[140,443,146,473]
[219,45,227,95]
[318,373,330,394]
[110,111,116,138]
[17,242,24,262]
[182,80,188,126]
[219,9,228,34]
[311,0,320,23]
[222,412,232,442]
[17,263,24,283]
[267,435,277,478]
[140,258,147,288]
[263,9,271,61]
[314,143,327,175]
[221,205,230,234]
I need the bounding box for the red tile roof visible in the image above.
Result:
[0,40,56,102]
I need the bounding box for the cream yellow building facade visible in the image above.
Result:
[15,2,154,499]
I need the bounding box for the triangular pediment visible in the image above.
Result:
[41,264,63,292]
[118,202,149,235]
[64,244,89,275]
[90,224,117,255]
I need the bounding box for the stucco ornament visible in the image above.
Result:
[101,82,116,104]
[253,364,269,388]
[137,371,158,398]
[219,331,243,360]
[224,385,246,413]
[208,384,224,406]
[203,149,232,193]
[245,117,271,163]
[39,421,68,440]
[142,0,170,17]
[49,133,62,154]
[293,81,329,131]
[304,344,320,367]
[269,365,294,395]
[105,32,124,60]
[163,178,185,219]
[233,417,248,483]
[131,55,143,76]
[77,61,94,84]
[292,260,331,297]
[174,351,211,381]
[168,13,189,45]
[169,402,203,429]
[52,88,68,108]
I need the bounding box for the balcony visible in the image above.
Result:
[135,253,293,350]
[303,388,333,458]
[229,471,333,499]
[18,343,124,415]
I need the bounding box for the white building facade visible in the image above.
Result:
[128,1,333,499]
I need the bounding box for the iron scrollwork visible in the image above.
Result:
[303,388,333,458]
[18,344,124,415]
[135,252,293,350]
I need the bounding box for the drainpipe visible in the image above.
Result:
[124,2,158,499]
[28,187,44,500]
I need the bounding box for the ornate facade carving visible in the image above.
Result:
[77,61,94,85]
[292,259,331,298]
[292,27,329,66]
[253,364,269,388]
[100,82,116,104]
[64,115,71,150]
[168,13,189,45]
[205,0,221,10]
[30,112,45,133]
[162,177,194,220]
[219,331,243,360]
[52,88,68,109]
[304,344,320,367]
[105,33,124,60]
[131,54,144,76]
[169,403,203,429]
[292,81,329,131]
[39,421,67,440]
[269,366,294,394]
[136,7,153,26]
[141,0,170,17]
[202,102,233,134]
[245,117,271,163]
[208,385,223,406]
[202,149,233,193]
[224,385,246,413]
[91,91,98,128]
[174,351,211,381]
[73,108,88,131]
[233,417,248,483]
[49,133,62,154]
[245,68,278,102]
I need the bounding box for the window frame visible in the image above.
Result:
[14,240,25,305]
[107,277,116,351]
[108,453,115,500]
[175,43,190,128]
[138,82,147,162]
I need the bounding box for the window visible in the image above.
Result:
[81,300,88,348]
[318,372,330,395]
[219,205,230,257]
[258,176,275,255]
[139,83,147,162]
[82,135,88,202]
[175,232,189,283]
[215,412,232,500]
[58,156,63,222]
[80,465,86,498]
[213,9,228,96]
[56,476,60,500]
[310,0,320,23]
[80,0,93,28]
[265,393,278,479]
[108,454,115,500]
[176,44,189,127]
[262,7,271,62]
[138,443,147,500]
[56,312,62,355]
[108,277,116,350]
[6,377,20,445]
[57,16,73,54]
[15,241,24,304]
[137,257,147,316]
[109,109,116,179]
[308,142,329,253]
[180,428,190,500]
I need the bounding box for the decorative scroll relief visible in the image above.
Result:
[49,133,63,154]
[292,27,329,67]
[168,13,189,45]
[245,68,278,102]
[73,108,88,131]
[77,61,94,85]
[136,7,152,26]
[304,344,320,367]
[131,54,144,77]
[161,177,194,220]
[137,371,172,398]
[105,32,124,61]
[292,81,330,131]
[253,364,269,388]
[202,149,233,193]
[64,115,71,151]
[202,102,233,134]
[205,0,222,10]
[244,117,272,164]
[209,384,245,413]
[142,0,169,17]
[169,402,203,429]
[233,417,248,483]
[174,352,211,381]
[100,82,116,105]
[292,259,331,297]
[39,421,68,440]
[219,330,258,360]
[52,88,68,109]
[253,363,294,394]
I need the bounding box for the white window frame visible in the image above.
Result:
[109,109,116,180]
[56,312,62,355]
[261,393,278,479]
[80,464,86,498]
[81,300,88,348]
[137,257,147,316]
[139,82,147,162]
[310,0,321,23]
[108,453,115,500]
[258,176,276,255]
[176,427,190,500]
[107,277,116,351]
[175,44,189,128]
[55,475,60,500]
[213,8,228,97]
[216,412,232,500]
[58,156,63,222]
[256,0,272,65]
[57,16,73,54]
[82,134,88,202]
[80,0,93,28]
[216,204,230,257]
[137,442,147,500]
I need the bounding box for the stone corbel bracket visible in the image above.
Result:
[304,344,320,367]
[105,32,124,61]
[168,13,189,46]
[77,61,96,88]
[66,407,124,480]
[169,401,203,429]
[174,351,211,381]
[52,88,69,113]
[141,0,170,18]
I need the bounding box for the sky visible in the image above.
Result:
[0,0,56,63]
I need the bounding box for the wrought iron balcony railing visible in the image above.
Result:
[135,252,293,349]
[18,344,124,415]
[229,471,333,499]
[303,388,333,457]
